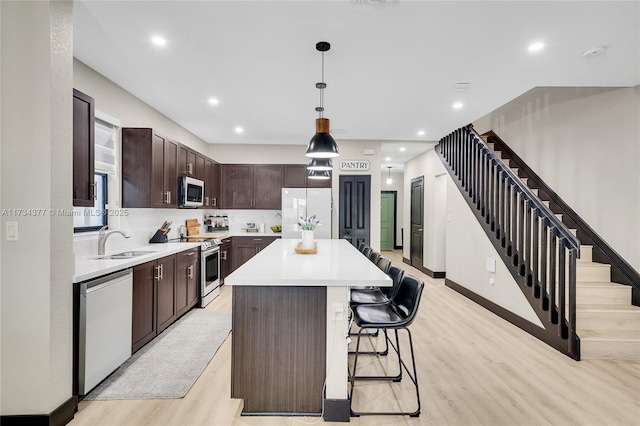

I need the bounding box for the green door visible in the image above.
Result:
[380,192,395,250]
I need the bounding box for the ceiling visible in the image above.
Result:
[73,1,639,170]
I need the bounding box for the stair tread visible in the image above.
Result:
[577,304,640,313]
[576,281,629,288]
[579,329,640,341]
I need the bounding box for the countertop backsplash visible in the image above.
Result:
[73,208,283,257]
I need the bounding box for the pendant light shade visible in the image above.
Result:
[308,170,331,180]
[305,41,340,158]
[386,166,393,185]
[307,157,333,171]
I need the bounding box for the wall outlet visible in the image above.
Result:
[6,221,18,241]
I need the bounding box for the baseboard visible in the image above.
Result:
[422,267,445,279]
[394,244,403,250]
[0,395,76,426]
[445,278,552,346]
[403,257,411,265]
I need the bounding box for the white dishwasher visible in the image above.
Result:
[78,269,133,395]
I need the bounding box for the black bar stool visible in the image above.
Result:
[368,250,380,265]
[349,274,424,417]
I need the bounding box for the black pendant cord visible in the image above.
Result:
[319,51,324,119]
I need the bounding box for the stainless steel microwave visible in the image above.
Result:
[178,176,204,208]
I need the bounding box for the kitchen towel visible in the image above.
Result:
[82,310,231,400]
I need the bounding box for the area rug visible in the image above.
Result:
[83,310,231,400]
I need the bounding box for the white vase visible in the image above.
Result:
[301,230,315,249]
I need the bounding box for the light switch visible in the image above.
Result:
[486,258,496,273]
[6,221,19,241]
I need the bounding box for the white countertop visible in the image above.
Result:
[225,239,392,287]
[221,230,282,238]
[74,242,202,283]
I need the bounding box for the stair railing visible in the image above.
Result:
[437,124,581,358]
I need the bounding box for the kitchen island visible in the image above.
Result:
[225,238,391,422]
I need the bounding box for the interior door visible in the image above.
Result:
[339,175,371,247]
[380,191,395,251]
[410,177,424,268]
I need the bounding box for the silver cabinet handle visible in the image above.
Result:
[164,191,172,204]
[159,263,164,280]
[204,196,210,206]
[188,163,193,175]
[222,250,227,260]
[155,265,161,281]
[187,264,194,279]
[186,252,195,256]
[91,183,97,200]
[213,197,217,207]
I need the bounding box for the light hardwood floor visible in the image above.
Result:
[70,250,640,426]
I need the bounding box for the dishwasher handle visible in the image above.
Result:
[81,269,133,295]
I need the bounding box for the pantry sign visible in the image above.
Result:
[339,160,370,171]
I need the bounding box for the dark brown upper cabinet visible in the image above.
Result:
[221,164,283,209]
[283,164,331,188]
[178,143,198,178]
[203,156,221,209]
[122,128,179,208]
[73,89,95,207]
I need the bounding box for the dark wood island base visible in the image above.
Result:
[231,285,327,415]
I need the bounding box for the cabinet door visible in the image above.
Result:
[151,133,168,208]
[284,164,307,188]
[203,157,214,208]
[164,139,179,208]
[222,164,254,209]
[156,255,177,334]
[220,238,232,283]
[176,248,199,316]
[196,153,206,181]
[232,239,258,272]
[254,165,283,209]
[132,260,157,353]
[73,89,95,207]
[211,161,221,208]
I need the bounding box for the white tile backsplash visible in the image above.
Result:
[73,208,283,257]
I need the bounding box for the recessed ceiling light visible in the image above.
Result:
[235,127,244,134]
[208,98,219,105]
[399,147,406,152]
[417,130,425,136]
[528,42,544,52]
[385,157,391,161]
[453,102,464,109]
[151,36,167,46]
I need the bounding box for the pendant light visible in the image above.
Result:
[307,158,333,171]
[305,41,340,159]
[386,166,393,185]
[308,170,331,180]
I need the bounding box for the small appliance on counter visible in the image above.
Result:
[149,221,172,243]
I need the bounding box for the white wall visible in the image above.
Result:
[474,86,640,271]
[1,0,73,415]
[73,59,209,154]
[445,173,543,326]
[403,148,447,273]
[380,170,404,247]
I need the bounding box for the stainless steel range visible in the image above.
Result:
[199,239,221,307]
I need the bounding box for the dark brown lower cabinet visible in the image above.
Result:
[132,253,196,353]
[176,248,200,317]
[231,286,326,414]
[156,255,177,334]
[219,237,232,284]
[230,236,279,273]
[132,260,158,353]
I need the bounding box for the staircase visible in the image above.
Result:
[485,139,640,361]
[436,125,640,361]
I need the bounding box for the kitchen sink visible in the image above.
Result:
[95,250,155,260]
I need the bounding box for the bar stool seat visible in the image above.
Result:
[349,274,424,417]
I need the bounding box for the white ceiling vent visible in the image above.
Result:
[453,83,471,91]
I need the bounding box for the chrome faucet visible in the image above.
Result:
[98,226,131,255]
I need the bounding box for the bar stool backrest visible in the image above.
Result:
[357,241,367,252]
[390,274,424,324]
[375,256,391,274]
[382,265,405,298]
[362,246,372,258]
[369,251,381,264]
